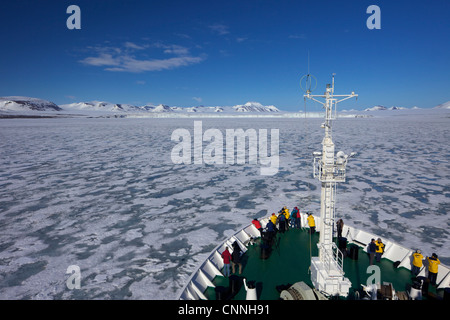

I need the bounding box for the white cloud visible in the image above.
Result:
[154,43,190,56]
[104,55,205,73]
[124,42,148,50]
[175,33,191,39]
[209,24,230,35]
[80,53,119,67]
[192,97,202,103]
[79,42,205,73]
[288,34,307,40]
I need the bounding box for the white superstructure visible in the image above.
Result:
[304,74,357,297]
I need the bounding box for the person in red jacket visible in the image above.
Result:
[252,218,262,236]
[221,247,232,277]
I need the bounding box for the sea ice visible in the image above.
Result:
[0,114,448,299]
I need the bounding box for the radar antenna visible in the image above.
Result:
[300,52,317,94]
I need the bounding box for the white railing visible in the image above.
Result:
[318,242,345,277]
[332,242,344,271]
[313,158,346,183]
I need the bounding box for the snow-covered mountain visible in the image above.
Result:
[180,103,279,114]
[183,106,224,113]
[2,96,448,118]
[364,105,387,111]
[364,103,446,112]
[388,106,407,110]
[61,101,142,113]
[61,100,281,115]
[144,104,173,112]
[1,97,283,117]
[364,105,408,111]
[232,102,280,113]
[434,101,450,109]
[0,96,62,112]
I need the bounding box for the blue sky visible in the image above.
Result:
[0,0,448,111]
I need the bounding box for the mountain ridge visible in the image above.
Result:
[1,96,449,117]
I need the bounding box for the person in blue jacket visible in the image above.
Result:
[265,219,276,244]
[368,239,377,265]
[291,207,300,229]
[277,212,286,233]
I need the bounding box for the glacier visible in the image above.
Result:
[0,113,448,299]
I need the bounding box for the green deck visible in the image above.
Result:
[204,228,442,300]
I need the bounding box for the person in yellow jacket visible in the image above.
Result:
[283,206,290,219]
[283,207,290,230]
[375,238,385,262]
[270,213,277,225]
[307,213,315,234]
[411,249,424,277]
[427,253,441,286]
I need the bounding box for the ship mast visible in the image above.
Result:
[303,74,357,297]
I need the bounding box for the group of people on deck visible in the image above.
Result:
[368,238,442,286]
[251,206,317,236]
[412,250,441,286]
[222,208,442,287]
[220,241,243,277]
[270,206,301,233]
[221,205,309,277]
